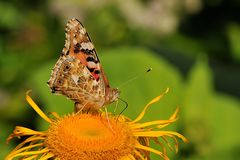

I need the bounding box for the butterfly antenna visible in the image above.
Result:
[117,68,152,88]
[116,97,128,121]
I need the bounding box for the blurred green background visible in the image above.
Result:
[0,0,240,159]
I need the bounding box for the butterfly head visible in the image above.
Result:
[105,88,120,104]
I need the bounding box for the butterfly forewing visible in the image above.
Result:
[48,19,119,110]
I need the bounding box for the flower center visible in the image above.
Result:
[45,113,136,160]
[65,118,111,139]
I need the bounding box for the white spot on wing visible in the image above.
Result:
[71,75,79,84]
[73,38,78,45]
[87,61,96,68]
[83,68,89,77]
[92,80,98,86]
[81,42,94,50]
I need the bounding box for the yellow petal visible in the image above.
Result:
[130,88,169,124]
[6,148,49,160]
[131,118,177,129]
[26,91,52,123]
[134,131,188,143]
[135,143,169,160]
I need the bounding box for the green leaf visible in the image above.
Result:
[207,93,240,159]
[227,23,240,62]
[182,58,240,159]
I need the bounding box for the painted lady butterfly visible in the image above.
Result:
[47,18,119,112]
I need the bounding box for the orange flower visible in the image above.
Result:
[6,89,188,160]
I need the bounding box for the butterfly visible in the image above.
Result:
[47,18,119,112]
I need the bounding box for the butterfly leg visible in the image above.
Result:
[113,100,119,116]
[104,107,116,134]
[74,102,86,113]
[74,102,99,114]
